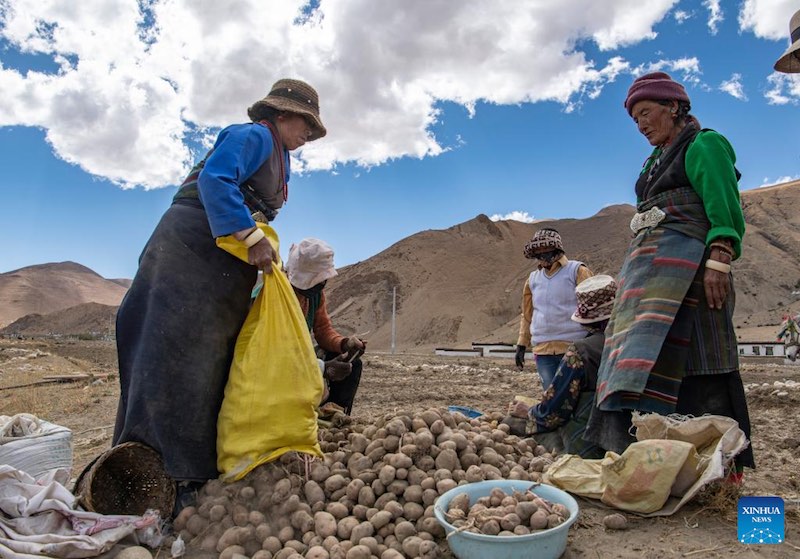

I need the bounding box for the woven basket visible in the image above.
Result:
[73,442,176,516]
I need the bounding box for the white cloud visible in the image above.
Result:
[759,175,800,187]
[703,1,723,35]
[764,72,800,104]
[633,57,704,87]
[739,0,797,40]
[719,73,748,100]
[490,211,537,223]
[673,10,693,24]
[0,0,681,188]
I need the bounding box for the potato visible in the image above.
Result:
[435,479,457,494]
[547,513,564,529]
[337,516,360,540]
[515,501,538,521]
[172,505,196,532]
[603,513,628,530]
[464,465,484,483]
[402,485,423,504]
[262,536,282,554]
[314,511,338,538]
[481,520,500,535]
[311,463,331,483]
[383,500,404,519]
[219,546,246,559]
[359,536,379,556]
[500,513,521,531]
[278,525,296,543]
[345,479,365,502]
[388,454,413,470]
[348,454,373,477]
[394,520,417,542]
[438,440,457,452]
[382,434,401,451]
[419,516,445,539]
[352,504,369,520]
[272,478,293,503]
[251,551,273,559]
[186,514,208,537]
[325,501,349,520]
[378,465,396,486]
[285,540,307,554]
[358,485,376,507]
[401,535,423,557]
[433,449,459,472]
[304,480,326,506]
[387,480,409,496]
[370,510,393,530]
[403,502,425,521]
[345,544,372,559]
[291,510,315,533]
[381,549,405,559]
[349,520,375,543]
[116,547,152,559]
[530,510,549,530]
[349,433,369,454]
[418,539,439,559]
[329,544,347,559]
[325,474,348,494]
[416,455,436,471]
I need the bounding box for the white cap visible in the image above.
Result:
[286,238,338,290]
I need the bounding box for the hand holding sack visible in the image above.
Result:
[215,224,324,481]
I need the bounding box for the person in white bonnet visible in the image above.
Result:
[286,238,367,415]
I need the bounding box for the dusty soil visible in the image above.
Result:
[1,337,799,558]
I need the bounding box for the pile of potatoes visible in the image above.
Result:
[173,408,556,559]
[445,487,569,536]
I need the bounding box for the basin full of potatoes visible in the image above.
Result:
[173,408,561,559]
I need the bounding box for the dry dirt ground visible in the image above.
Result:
[1,337,799,558]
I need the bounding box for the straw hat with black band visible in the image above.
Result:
[249,78,327,140]
[775,9,800,74]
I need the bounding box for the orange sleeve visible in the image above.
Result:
[312,292,346,354]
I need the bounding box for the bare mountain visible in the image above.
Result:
[1,302,117,338]
[0,262,127,328]
[3,182,797,347]
[326,182,800,350]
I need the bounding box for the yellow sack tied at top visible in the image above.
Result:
[215,224,324,481]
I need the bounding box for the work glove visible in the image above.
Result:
[515,345,526,370]
[342,336,367,360]
[324,357,352,382]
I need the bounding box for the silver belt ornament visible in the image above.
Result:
[629,206,666,234]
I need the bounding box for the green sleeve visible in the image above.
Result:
[685,130,745,259]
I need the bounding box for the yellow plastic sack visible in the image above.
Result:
[215,224,324,481]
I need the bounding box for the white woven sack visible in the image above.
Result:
[0,413,73,480]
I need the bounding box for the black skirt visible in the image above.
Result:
[113,200,257,481]
[675,371,755,469]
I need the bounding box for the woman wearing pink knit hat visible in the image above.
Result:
[585,72,754,478]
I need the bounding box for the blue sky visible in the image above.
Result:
[0,0,798,279]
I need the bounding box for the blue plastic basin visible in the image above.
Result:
[434,480,579,559]
[447,405,484,418]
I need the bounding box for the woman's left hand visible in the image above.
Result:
[704,267,730,309]
[704,246,731,309]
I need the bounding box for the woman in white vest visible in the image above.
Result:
[515,228,593,389]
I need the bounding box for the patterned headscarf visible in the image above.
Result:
[523,228,564,259]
